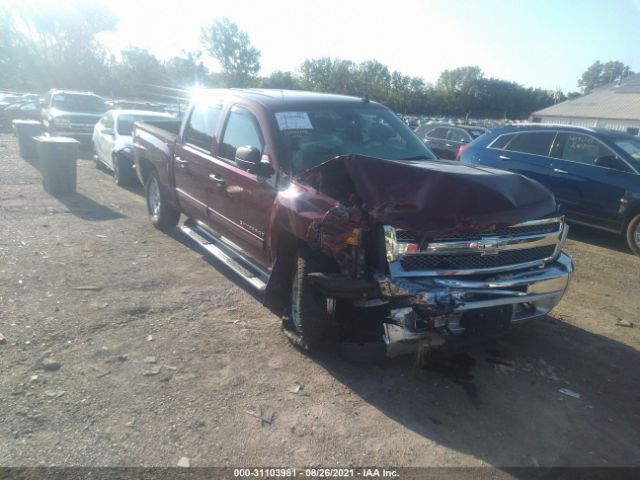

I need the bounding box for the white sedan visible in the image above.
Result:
[92,109,174,186]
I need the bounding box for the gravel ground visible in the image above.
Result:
[1,132,639,469]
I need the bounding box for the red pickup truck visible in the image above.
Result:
[133,89,573,357]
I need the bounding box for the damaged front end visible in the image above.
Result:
[378,217,573,356]
[296,155,574,357]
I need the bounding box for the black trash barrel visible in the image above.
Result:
[34,136,80,194]
[12,120,45,160]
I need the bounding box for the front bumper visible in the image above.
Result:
[49,129,94,142]
[379,253,574,357]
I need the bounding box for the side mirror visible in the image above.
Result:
[101,128,114,136]
[235,145,261,171]
[595,155,626,171]
[255,159,275,178]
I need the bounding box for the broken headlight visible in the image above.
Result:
[384,226,419,263]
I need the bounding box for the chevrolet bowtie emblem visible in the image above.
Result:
[478,236,501,256]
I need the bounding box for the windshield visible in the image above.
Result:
[614,138,640,162]
[51,93,107,114]
[117,114,171,135]
[275,106,435,174]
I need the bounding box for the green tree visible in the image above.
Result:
[0,6,29,88]
[200,17,261,87]
[355,60,391,100]
[13,0,117,91]
[578,60,633,94]
[108,47,166,98]
[260,70,298,89]
[436,66,484,116]
[298,57,357,94]
[164,51,212,88]
[298,57,334,91]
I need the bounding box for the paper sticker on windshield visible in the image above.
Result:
[53,94,65,101]
[275,111,313,130]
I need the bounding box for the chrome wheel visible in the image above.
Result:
[147,177,161,217]
[626,214,640,257]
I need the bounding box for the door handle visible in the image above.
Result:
[175,156,188,166]
[553,168,568,174]
[445,143,454,148]
[498,155,511,160]
[209,174,225,186]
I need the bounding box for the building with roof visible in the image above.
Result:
[531,74,640,136]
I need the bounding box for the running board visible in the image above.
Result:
[180,219,269,292]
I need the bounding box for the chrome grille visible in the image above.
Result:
[387,217,567,276]
[396,221,562,243]
[400,245,556,271]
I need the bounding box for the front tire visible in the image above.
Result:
[286,247,329,352]
[626,213,640,256]
[145,170,179,231]
[113,154,132,186]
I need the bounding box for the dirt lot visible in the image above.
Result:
[1,132,639,469]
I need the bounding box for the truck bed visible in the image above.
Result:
[132,119,182,188]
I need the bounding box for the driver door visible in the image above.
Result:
[208,105,275,269]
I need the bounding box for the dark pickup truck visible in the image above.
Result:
[133,89,573,357]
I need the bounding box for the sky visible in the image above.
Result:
[14,0,640,92]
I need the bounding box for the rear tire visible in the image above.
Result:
[145,170,179,231]
[286,247,329,352]
[625,213,640,256]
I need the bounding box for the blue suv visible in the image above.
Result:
[457,125,640,255]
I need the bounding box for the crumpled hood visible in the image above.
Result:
[303,155,557,236]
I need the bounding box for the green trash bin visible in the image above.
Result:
[33,136,80,194]
[12,120,45,160]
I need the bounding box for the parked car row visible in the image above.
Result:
[1,88,181,186]
[457,125,640,255]
[398,114,518,132]
[0,101,42,131]
[1,88,184,136]
[0,91,46,132]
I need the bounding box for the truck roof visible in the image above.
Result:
[197,88,382,111]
